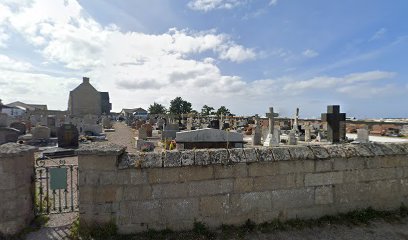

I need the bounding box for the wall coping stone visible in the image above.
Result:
[76,142,126,156]
[78,142,408,170]
[0,143,37,157]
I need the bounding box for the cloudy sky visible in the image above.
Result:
[0,0,407,118]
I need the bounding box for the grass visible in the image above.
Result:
[69,218,118,240]
[68,205,408,240]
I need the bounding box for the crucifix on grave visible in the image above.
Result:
[321,105,346,143]
[263,107,279,146]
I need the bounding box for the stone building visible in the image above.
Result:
[68,77,111,116]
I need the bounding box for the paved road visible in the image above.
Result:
[105,121,137,153]
[25,212,77,240]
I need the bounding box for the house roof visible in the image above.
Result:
[121,108,147,114]
[6,101,48,111]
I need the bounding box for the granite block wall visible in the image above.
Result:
[0,143,36,235]
[77,142,408,234]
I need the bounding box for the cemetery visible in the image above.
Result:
[1,86,408,238]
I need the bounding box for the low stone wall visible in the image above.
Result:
[77,142,408,234]
[0,143,36,235]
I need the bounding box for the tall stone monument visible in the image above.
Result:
[292,107,300,133]
[321,105,346,143]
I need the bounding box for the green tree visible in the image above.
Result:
[148,102,167,114]
[169,96,192,117]
[216,106,231,116]
[201,105,215,116]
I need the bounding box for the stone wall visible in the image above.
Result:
[77,142,408,234]
[0,143,36,235]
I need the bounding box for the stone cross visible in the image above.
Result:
[266,107,279,134]
[321,105,346,143]
[263,107,280,147]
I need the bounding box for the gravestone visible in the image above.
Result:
[102,116,112,129]
[401,125,408,136]
[10,122,26,135]
[138,127,147,140]
[356,129,369,143]
[272,128,281,145]
[157,118,165,130]
[316,131,323,142]
[47,116,57,137]
[176,128,244,149]
[209,120,220,130]
[0,113,8,127]
[0,128,19,144]
[321,105,346,143]
[135,120,143,130]
[186,117,193,131]
[0,113,20,144]
[32,126,51,140]
[288,130,297,145]
[252,114,262,146]
[162,123,179,140]
[304,126,312,142]
[263,107,279,147]
[57,124,79,148]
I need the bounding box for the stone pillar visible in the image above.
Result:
[76,143,126,226]
[305,126,312,142]
[0,143,36,235]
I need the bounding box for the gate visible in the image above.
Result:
[34,157,79,215]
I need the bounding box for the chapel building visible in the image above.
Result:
[68,77,111,116]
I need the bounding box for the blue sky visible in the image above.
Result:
[0,0,407,118]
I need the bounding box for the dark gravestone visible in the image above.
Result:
[57,124,79,148]
[321,105,346,143]
[10,122,26,135]
[209,120,220,129]
[47,116,57,137]
[0,128,20,144]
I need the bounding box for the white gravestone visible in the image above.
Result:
[252,114,262,146]
[288,130,297,145]
[263,107,279,147]
[356,128,369,143]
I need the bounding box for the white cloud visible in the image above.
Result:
[0,68,78,109]
[283,70,396,92]
[0,0,403,117]
[370,28,387,41]
[187,0,244,11]
[302,49,319,58]
[0,54,33,71]
[219,45,256,62]
[0,0,260,112]
[269,0,278,6]
[0,28,10,48]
